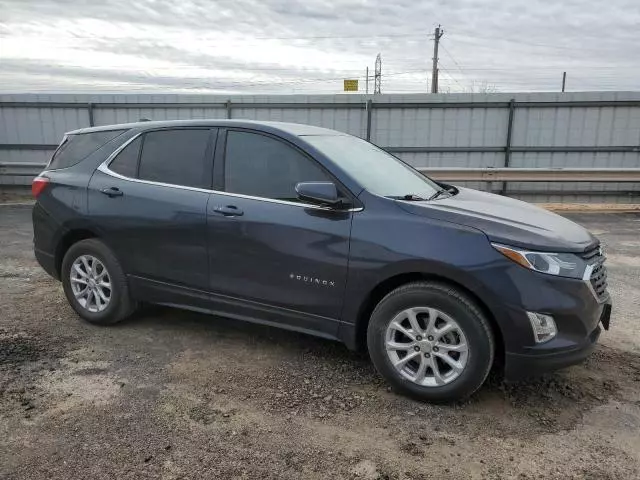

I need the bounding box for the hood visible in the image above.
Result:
[396,187,598,252]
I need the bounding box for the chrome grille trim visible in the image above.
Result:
[582,247,608,303]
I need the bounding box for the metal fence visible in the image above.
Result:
[1,91,640,203]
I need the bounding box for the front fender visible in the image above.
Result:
[340,201,511,349]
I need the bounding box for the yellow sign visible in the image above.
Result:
[343,79,359,92]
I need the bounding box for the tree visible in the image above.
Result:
[465,81,499,93]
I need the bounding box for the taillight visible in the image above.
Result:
[32,176,50,198]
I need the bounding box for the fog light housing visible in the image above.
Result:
[526,312,557,343]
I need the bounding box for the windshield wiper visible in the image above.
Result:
[427,188,449,201]
[402,194,426,201]
[385,194,426,201]
[387,190,451,202]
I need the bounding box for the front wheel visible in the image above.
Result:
[367,281,494,403]
[61,238,136,325]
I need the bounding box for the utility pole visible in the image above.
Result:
[561,71,567,92]
[366,67,369,94]
[431,25,444,93]
[374,54,382,94]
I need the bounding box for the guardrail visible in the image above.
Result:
[0,162,47,179]
[420,167,640,183]
[3,162,640,185]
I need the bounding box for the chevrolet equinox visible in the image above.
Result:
[32,120,612,402]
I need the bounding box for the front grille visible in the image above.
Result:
[590,262,608,300]
[582,246,608,301]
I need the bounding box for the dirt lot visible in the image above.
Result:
[1,205,639,479]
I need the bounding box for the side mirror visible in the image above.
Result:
[295,181,341,207]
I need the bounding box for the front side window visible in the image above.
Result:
[137,129,211,189]
[224,131,332,202]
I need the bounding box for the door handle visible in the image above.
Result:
[213,205,244,216]
[100,187,123,197]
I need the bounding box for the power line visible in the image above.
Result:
[424,65,640,71]
[438,67,465,91]
[438,43,475,90]
[2,59,426,86]
[0,32,432,42]
[202,69,426,88]
[249,32,432,40]
[148,70,429,90]
[446,31,599,52]
[439,44,468,79]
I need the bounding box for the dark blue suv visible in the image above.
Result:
[32,120,612,402]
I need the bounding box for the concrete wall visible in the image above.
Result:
[1,91,639,202]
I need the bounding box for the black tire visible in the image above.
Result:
[367,281,494,403]
[61,238,136,325]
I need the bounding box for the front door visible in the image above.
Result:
[88,128,216,290]
[206,129,353,336]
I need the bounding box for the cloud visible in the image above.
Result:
[0,0,638,93]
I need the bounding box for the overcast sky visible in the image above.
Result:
[1,0,639,94]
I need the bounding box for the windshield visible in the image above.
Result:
[304,135,440,199]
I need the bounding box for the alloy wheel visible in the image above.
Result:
[385,307,469,387]
[69,255,112,313]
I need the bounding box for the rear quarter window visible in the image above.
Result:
[49,130,125,170]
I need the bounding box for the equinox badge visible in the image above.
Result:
[290,273,335,287]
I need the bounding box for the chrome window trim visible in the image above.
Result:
[98,132,363,213]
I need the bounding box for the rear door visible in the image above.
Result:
[88,128,216,290]
[206,129,353,336]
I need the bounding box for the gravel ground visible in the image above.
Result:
[1,205,639,480]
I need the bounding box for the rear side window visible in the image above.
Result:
[49,130,124,170]
[109,137,141,178]
[138,129,210,189]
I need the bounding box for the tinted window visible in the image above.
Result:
[224,131,331,201]
[305,135,439,199]
[138,129,210,188]
[49,130,125,170]
[109,137,141,178]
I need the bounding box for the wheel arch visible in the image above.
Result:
[351,272,505,365]
[55,228,100,278]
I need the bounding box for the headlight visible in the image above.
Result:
[492,243,587,279]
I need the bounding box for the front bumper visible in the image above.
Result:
[500,293,611,381]
[473,258,612,380]
[504,323,602,380]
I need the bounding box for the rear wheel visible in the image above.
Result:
[61,239,135,325]
[367,281,494,402]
